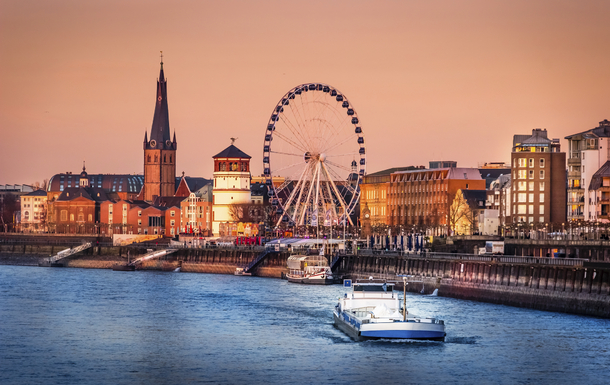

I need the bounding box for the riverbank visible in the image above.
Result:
[3,248,610,318]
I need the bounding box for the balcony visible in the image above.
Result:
[567,158,581,167]
[568,171,581,178]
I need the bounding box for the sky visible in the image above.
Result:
[1,0,609,185]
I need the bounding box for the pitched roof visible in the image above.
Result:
[213,144,251,159]
[589,161,610,190]
[565,119,610,140]
[446,168,483,180]
[23,189,48,197]
[460,189,488,208]
[56,187,111,202]
[367,166,420,177]
[148,60,173,149]
[152,196,183,208]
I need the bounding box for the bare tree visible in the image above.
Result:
[32,179,48,191]
[449,190,473,235]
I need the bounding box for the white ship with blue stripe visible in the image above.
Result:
[333,279,446,341]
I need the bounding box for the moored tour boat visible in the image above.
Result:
[333,278,445,341]
[286,254,334,285]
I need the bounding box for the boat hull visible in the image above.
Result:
[333,311,445,341]
[112,264,135,271]
[286,275,334,285]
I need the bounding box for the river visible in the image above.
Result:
[1,265,609,384]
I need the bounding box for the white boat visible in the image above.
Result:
[333,278,445,341]
[234,267,251,276]
[286,254,334,285]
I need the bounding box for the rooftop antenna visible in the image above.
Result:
[230,137,238,145]
[160,51,163,69]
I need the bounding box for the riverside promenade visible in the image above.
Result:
[2,234,610,318]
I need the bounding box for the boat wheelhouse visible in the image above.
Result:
[286,254,334,285]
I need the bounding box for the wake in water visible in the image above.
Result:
[174,267,181,272]
[429,289,439,296]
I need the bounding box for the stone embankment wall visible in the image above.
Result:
[4,239,610,318]
[337,254,610,318]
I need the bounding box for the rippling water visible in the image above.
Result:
[1,265,609,384]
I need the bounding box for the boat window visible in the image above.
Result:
[353,285,393,292]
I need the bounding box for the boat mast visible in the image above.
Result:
[403,276,408,321]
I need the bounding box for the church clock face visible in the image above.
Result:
[150,140,156,148]
[166,140,172,147]
[365,213,370,218]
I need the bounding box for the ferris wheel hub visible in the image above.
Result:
[319,153,326,162]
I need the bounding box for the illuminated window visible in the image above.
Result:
[528,182,534,191]
[540,193,545,203]
[540,205,545,215]
[540,159,545,168]
[540,182,545,191]
[540,170,545,179]
[529,158,534,168]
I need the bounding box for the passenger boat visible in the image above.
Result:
[333,278,445,341]
[286,254,334,285]
[234,267,251,276]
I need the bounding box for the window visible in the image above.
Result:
[528,205,534,214]
[540,158,545,168]
[539,216,545,223]
[138,219,142,226]
[582,165,585,173]
[518,170,527,179]
[529,193,534,203]
[170,220,175,226]
[518,158,526,167]
[539,182,545,191]
[528,182,534,191]
[518,193,527,203]
[539,193,545,203]
[518,205,527,214]
[88,214,92,221]
[171,211,175,217]
[138,210,142,217]
[540,205,545,215]
[529,158,534,168]
[70,213,74,221]
[529,170,534,179]
[540,170,545,179]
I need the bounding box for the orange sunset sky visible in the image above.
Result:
[1,0,609,185]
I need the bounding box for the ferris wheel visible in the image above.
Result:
[263,83,366,229]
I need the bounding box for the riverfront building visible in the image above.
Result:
[565,119,610,221]
[211,143,252,236]
[510,128,566,225]
[387,167,485,235]
[20,189,48,232]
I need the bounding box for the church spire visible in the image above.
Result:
[148,53,172,149]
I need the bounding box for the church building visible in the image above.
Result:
[139,56,177,202]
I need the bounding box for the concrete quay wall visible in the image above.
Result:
[336,254,610,318]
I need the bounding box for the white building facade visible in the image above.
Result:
[211,144,252,236]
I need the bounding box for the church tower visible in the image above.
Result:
[142,55,177,202]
